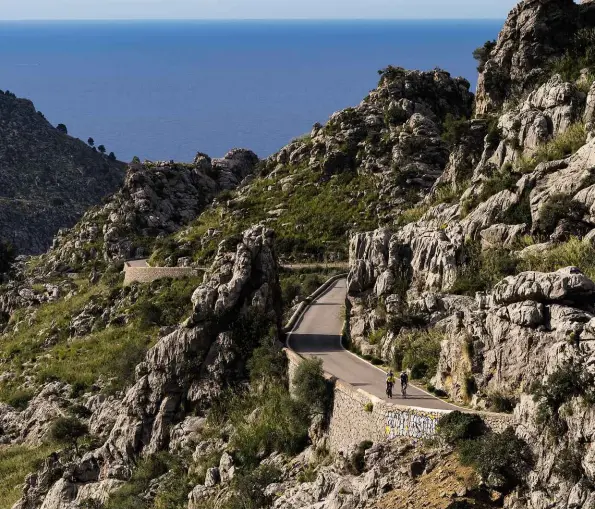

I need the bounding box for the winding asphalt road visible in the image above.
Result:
[288,278,459,410]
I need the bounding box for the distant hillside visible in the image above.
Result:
[0,90,126,254]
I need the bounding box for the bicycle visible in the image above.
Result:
[401,382,408,398]
[386,382,393,399]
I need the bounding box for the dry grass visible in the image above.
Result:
[0,444,56,509]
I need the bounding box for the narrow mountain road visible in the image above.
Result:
[125,259,348,270]
[288,278,460,410]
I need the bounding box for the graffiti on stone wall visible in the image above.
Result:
[385,409,443,439]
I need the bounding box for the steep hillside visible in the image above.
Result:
[6,1,595,509]
[347,0,595,508]
[0,90,126,254]
[39,149,259,273]
[147,68,473,266]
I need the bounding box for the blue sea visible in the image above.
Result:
[0,20,501,162]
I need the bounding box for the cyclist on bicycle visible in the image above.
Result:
[386,370,395,399]
[400,371,409,397]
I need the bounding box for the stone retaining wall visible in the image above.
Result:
[285,348,513,451]
[123,266,201,285]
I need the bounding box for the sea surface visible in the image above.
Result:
[0,20,502,162]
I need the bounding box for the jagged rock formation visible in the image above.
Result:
[475,0,595,115]
[345,2,595,508]
[264,67,473,203]
[159,68,474,266]
[0,91,126,254]
[41,149,258,272]
[12,224,282,509]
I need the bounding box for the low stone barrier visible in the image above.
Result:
[286,348,512,450]
[123,266,200,285]
[284,274,514,451]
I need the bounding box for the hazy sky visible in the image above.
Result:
[1,0,519,20]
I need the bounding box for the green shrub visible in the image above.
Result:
[231,386,310,468]
[442,114,470,145]
[105,453,172,509]
[49,416,88,455]
[519,237,595,280]
[485,116,501,146]
[500,192,532,225]
[554,445,585,483]
[364,402,374,412]
[518,123,587,174]
[486,392,516,414]
[247,339,287,388]
[0,387,34,410]
[152,458,197,509]
[222,465,281,509]
[473,39,496,72]
[0,444,57,509]
[536,193,587,234]
[437,411,484,444]
[392,329,442,380]
[451,241,519,295]
[547,28,595,82]
[368,328,386,346]
[458,428,532,491]
[293,358,331,416]
[348,440,373,474]
[532,360,595,434]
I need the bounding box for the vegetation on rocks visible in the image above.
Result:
[0,275,201,403]
[392,329,443,380]
[517,123,587,174]
[531,360,595,435]
[0,443,57,509]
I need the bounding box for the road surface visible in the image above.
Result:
[288,278,459,410]
[124,259,348,271]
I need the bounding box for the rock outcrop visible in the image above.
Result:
[475,0,595,115]
[42,149,258,271]
[0,90,126,254]
[12,225,281,509]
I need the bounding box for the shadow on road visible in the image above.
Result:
[290,333,343,353]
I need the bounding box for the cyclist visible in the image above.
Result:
[386,370,395,399]
[400,371,409,398]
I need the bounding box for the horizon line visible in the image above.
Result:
[0,17,504,22]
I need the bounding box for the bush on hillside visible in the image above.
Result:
[473,39,496,72]
[222,465,281,509]
[105,453,173,509]
[536,193,587,235]
[442,114,470,145]
[437,411,484,444]
[519,237,595,281]
[532,360,595,434]
[547,28,595,82]
[451,241,519,295]
[458,428,532,491]
[293,357,332,416]
[392,329,443,380]
[348,440,374,475]
[49,416,88,455]
[247,339,287,388]
[518,123,587,174]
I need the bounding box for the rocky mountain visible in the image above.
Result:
[345,0,595,507]
[5,1,595,509]
[145,67,473,266]
[40,149,259,273]
[0,90,126,254]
